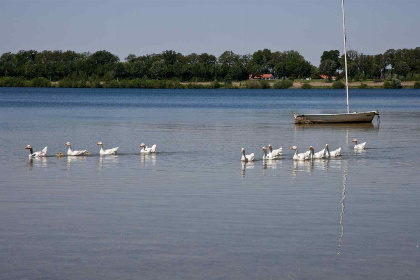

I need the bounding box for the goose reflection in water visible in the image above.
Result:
[140,154,156,167]
[26,157,48,170]
[241,161,254,177]
[262,159,278,176]
[263,158,277,169]
[98,155,119,170]
[292,160,314,176]
[354,148,367,155]
[66,156,86,171]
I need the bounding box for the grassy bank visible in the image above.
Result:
[0,77,418,89]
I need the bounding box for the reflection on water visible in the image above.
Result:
[139,154,157,167]
[354,149,367,154]
[292,158,344,176]
[337,160,348,258]
[262,159,279,176]
[262,159,277,168]
[241,161,254,177]
[292,160,314,176]
[66,156,86,171]
[3,88,420,280]
[294,122,377,131]
[25,157,48,170]
[324,158,342,173]
[98,155,119,170]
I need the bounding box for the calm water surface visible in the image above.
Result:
[1,88,419,280]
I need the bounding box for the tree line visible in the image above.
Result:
[0,48,419,85]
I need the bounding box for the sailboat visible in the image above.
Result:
[294,0,379,124]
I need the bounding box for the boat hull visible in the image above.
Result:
[294,111,379,124]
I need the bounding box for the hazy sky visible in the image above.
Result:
[1,0,419,66]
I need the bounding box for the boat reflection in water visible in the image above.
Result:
[337,159,347,258]
[140,154,157,167]
[26,157,48,170]
[294,122,377,132]
[98,155,119,170]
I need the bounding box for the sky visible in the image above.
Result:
[0,0,419,66]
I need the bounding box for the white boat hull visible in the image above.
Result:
[294,111,379,124]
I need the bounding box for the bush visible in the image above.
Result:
[186,83,208,89]
[383,81,391,89]
[246,80,261,89]
[413,81,420,89]
[31,77,51,87]
[166,80,184,89]
[259,80,271,89]
[210,81,221,89]
[383,78,402,89]
[358,83,368,89]
[273,79,293,89]
[332,81,345,89]
[301,83,312,89]
[104,80,121,88]
[0,77,28,87]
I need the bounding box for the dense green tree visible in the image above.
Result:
[252,49,272,74]
[319,59,337,80]
[0,52,17,76]
[321,50,340,65]
[320,50,340,78]
[1,47,419,84]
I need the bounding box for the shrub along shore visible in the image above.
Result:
[0,76,419,89]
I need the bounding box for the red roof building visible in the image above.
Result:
[320,74,336,80]
[249,74,274,80]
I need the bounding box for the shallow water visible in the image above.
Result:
[1,88,419,280]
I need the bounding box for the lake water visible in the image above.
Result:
[1,88,419,280]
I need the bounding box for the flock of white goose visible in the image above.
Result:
[25,139,367,161]
[24,142,156,157]
[241,139,366,162]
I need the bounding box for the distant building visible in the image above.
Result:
[249,74,274,80]
[320,74,336,80]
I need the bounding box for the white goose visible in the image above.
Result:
[65,142,87,156]
[352,139,366,150]
[262,146,275,160]
[25,145,47,157]
[140,143,156,154]
[268,144,282,158]
[309,146,325,159]
[96,141,119,155]
[290,146,310,161]
[325,144,341,158]
[241,148,254,162]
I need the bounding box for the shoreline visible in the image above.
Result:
[0,78,418,89]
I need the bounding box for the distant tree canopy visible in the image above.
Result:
[0,48,419,82]
[0,49,313,82]
[322,48,420,81]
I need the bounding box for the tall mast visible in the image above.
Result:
[342,0,350,113]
